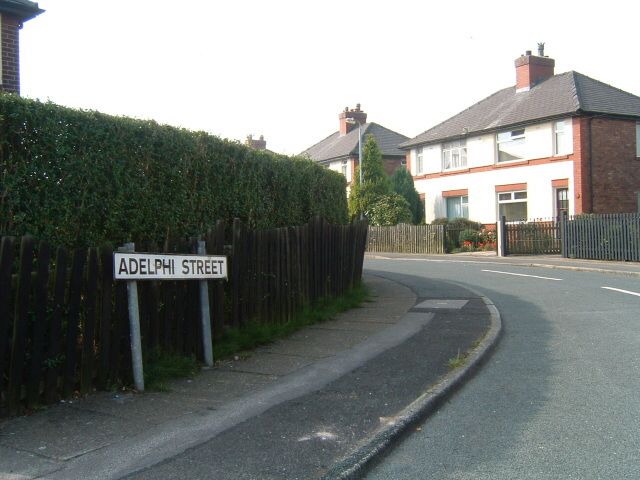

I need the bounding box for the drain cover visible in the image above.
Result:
[413,299,469,310]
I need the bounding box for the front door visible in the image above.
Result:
[556,188,569,219]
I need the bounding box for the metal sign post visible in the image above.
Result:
[197,240,214,367]
[121,243,145,392]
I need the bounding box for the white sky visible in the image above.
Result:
[19,0,640,156]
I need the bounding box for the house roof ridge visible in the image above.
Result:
[366,121,410,140]
[399,86,514,148]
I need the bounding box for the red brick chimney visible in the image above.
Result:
[515,46,555,92]
[0,0,44,95]
[339,104,367,136]
[245,134,267,150]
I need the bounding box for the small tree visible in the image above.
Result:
[391,167,424,224]
[368,193,412,226]
[348,135,392,219]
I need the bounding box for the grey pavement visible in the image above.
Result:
[0,271,497,480]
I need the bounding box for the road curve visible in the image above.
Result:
[364,256,640,480]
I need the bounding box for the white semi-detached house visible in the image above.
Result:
[401,47,640,224]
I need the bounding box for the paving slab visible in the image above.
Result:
[0,445,62,479]
[0,403,141,461]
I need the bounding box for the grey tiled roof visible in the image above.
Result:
[301,123,409,162]
[401,71,640,148]
[0,0,43,20]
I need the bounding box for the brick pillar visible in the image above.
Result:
[1,13,21,94]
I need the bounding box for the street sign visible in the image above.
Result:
[113,252,227,280]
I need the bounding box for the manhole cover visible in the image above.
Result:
[413,299,469,310]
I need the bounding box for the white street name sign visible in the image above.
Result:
[114,253,228,280]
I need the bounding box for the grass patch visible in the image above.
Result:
[213,283,370,360]
[141,283,370,390]
[447,349,468,370]
[144,349,199,391]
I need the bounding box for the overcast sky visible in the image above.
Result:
[19,0,640,156]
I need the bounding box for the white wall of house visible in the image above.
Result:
[328,158,352,184]
[412,119,575,223]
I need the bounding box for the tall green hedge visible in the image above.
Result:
[0,94,347,247]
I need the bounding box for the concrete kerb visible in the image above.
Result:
[321,283,503,480]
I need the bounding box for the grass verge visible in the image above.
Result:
[144,349,199,391]
[142,283,371,390]
[213,282,371,360]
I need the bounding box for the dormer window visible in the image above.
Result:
[497,128,526,162]
[442,140,467,171]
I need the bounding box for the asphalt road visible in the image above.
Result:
[364,256,640,479]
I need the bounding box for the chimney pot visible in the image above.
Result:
[526,50,532,56]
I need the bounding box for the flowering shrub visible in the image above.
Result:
[457,227,497,252]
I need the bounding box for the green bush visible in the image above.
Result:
[0,94,348,246]
[459,228,481,244]
[368,193,412,226]
[447,218,483,231]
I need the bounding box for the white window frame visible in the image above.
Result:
[496,128,526,163]
[416,147,424,174]
[446,195,469,220]
[442,140,467,171]
[341,159,348,178]
[497,190,528,222]
[554,120,568,155]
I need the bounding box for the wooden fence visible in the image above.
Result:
[561,213,640,261]
[367,224,445,254]
[0,218,367,416]
[504,219,561,255]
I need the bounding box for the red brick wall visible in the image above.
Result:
[515,55,555,90]
[382,157,403,176]
[1,14,21,94]
[572,117,590,214]
[589,117,640,213]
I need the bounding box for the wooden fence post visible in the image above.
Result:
[27,241,51,408]
[0,236,16,409]
[8,236,34,414]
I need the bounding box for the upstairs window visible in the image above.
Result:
[341,159,348,177]
[442,140,467,171]
[416,147,424,174]
[497,128,526,162]
[554,120,571,155]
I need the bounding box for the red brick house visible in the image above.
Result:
[401,47,640,223]
[301,104,409,187]
[0,0,43,95]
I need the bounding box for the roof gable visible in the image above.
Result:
[401,71,640,148]
[301,122,408,162]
